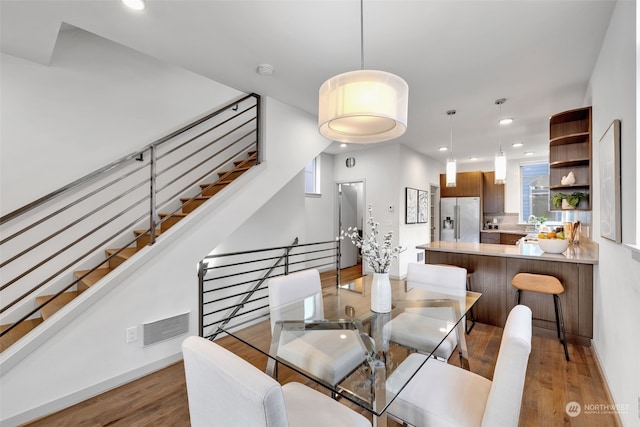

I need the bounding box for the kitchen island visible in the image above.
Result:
[416,240,598,345]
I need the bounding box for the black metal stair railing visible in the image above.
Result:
[0,93,261,341]
[198,239,341,340]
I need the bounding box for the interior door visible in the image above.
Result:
[338,182,362,268]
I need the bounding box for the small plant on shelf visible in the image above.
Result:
[552,192,588,209]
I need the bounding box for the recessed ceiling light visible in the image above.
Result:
[122,0,145,11]
[469,156,479,161]
[499,118,514,126]
[439,146,448,152]
[340,143,347,148]
[524,151,535,156]
[512,142,524,148]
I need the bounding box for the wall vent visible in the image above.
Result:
[142,312,190,346]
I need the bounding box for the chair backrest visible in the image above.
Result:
[268,269,324,332]
[406,263,467,295]
[182,336,289,427]
[481,304,532,427]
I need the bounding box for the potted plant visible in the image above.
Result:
[552,192,588,209]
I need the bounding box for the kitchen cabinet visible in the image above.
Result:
[482,171,504,213]
[499,233,526,245]
[439,171,482,198]
[480,231,526,245]
[549,106,592,210]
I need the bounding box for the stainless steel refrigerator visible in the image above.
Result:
[440,197,481,243]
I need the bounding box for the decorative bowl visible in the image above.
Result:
[537,238,569,254]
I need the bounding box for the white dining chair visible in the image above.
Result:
[268,269,366,387]
[182,336,372,427]
[384,263,468,361]
[385,304,532,427]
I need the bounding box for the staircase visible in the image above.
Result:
[0,94,260,353]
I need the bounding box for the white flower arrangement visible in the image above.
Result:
[340,207,406,273]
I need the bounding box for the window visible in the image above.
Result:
[520,162,561,223]
[305,156,321,196]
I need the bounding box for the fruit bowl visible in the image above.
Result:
[537,238,569,254]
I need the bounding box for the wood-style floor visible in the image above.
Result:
[23,266,619,427]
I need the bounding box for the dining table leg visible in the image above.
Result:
[371,359,387,427]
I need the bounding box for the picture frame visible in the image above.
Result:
[417,190,429,223]
[598,119,621,243]
[405,187,418,224]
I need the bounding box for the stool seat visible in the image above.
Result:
[511,273,564,295]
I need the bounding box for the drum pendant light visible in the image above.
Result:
[494,98,507,184]
[318,0,408,143]
[445,110,457,187]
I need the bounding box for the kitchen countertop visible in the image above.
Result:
[417,240,598,264]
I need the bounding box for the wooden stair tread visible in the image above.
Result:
[133,229,161,236]
[158,212,188,218]
[74,268,111,286]
[199,180,232,188]
[0,318,43,352]
[37,291,80,320]
[180,196,211,202]
[105,247,138,258]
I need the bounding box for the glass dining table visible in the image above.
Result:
[218,275,481,427]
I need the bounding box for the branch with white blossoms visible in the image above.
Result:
[339,207,406,273]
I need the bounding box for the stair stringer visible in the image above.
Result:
[0,96,331,426]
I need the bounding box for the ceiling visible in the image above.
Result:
[1,0,616,165]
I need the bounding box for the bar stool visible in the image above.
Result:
[511,273,569,361]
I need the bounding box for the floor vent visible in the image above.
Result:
[142,312,189,346]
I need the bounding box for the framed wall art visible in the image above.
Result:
[417,190,429,224]
[405,187,418,224]
[598,119,621,243]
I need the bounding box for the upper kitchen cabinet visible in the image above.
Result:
[548,106,592,210]
[439,171,483,198]
[482,171,504,213]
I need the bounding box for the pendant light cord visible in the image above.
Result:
[360,0,364,70]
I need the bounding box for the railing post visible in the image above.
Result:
[198,260,206,338]
[336,239,341,291]
[149,145,157,245]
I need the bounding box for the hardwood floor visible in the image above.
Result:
[23,268,619,427]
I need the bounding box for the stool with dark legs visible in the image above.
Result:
[511,272,569,361]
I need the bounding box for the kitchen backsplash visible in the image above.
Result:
[482,211,593,240]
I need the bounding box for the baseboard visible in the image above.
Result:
[590,341,624,427]
[2,353,183,427]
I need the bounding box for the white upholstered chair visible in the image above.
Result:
[268,269,366,387]
[384,263,468,361]
[182,336,371,427]
[386,304,532,427]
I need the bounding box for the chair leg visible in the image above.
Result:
[466,275,476,334]
[552,294,561,340]
[554,294,570,361]
[515,289,521,305]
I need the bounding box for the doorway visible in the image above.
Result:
[337,181,364,270]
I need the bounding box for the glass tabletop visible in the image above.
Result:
[219,275,481,422]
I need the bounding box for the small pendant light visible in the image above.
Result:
[446,110,457,187]
[494,99,507,185]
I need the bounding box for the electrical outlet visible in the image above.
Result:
[126,326,137,343]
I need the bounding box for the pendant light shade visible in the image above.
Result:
[445,109,457,187]
[318,0,408,143]
[494,98,507,184]
[318,70,408,143]
[494,146,507,184]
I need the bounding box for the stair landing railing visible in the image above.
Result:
[0,93,260,340]
[198,239,341,340]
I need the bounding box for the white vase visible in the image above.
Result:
[371,272,392,313]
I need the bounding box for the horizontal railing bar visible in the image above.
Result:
[203,299,269,321]
[0,159,149,247]
[0,93,258,225]
[203,314,269,340]
[202,277,271,293]
[204,287,268,305]
[203,255,283,272]
[202,240,336,261]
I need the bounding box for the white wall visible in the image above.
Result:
[588,1,640,425]
[304,152,336,245]
[398,145,441,275]
[0,28,241,214]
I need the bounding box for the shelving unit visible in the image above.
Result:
[548,106,592,211]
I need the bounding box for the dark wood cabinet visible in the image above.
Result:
[549,107,592,210]
[499,233,526,245]
[482,171,504,213]
[480,232,500,244]
[439,171,483,198]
